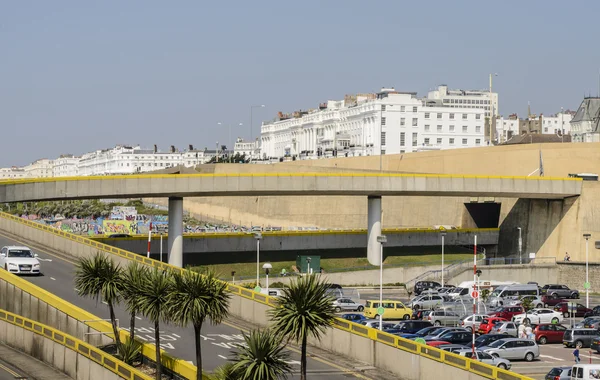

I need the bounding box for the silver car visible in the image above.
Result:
[544,367,571,380]
[507,295,544,309]
[454,349,512,370]
[490,321,518,337]
[410,294,445,310]
[332,298,364,313]
[482,338,540,362]
[459,314,487,331]
[361,320,395,329]
[424,310,461,326]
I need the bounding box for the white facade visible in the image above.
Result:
[571,98,600,142]
[0,167,27,179]
[24,159,53,178]
[539,112,572,135]
[78,145,185,176]
[496,116,520,143]
[233,138,260,160]
[52,155,80,177]
[427,85,498,118]
[260,89,485,161]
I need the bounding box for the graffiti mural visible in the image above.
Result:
[103,220,141,235]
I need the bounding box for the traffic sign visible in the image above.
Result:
[584,282,591,290]
[377,306,385,315]
[254,286,261,292]
[471,290,479,299]
[414,338,426,345]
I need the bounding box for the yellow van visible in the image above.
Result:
[364,300,412,320]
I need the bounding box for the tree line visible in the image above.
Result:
[74,252,337,380]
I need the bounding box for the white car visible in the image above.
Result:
[512,308,563,325]
[0,246,42,275]
[453,349,512,370]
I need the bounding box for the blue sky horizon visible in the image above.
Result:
[2,1,600,167]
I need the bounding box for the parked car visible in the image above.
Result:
[488,306,525,321]
[533,324,568,344]
[562,328,600,348]
[425,330,472,345]
[412,309,434,320]
[490,321,518,337]
[507,295,544,308]
[423,327,468,342]
[453,349,512,370]
[400,326,446,339]
[438,344,468,352]
[414,281,441,296]
[512,308,563,325]
[364,300,412,320]
[544,366,572,380]
[360,320,396,329]
[0,245,42,275]
[481,338,540,362]
[385,320,432,335]
[474,334,509,348]
[340,313,367,323]
[459,314,487,331]
[581,317,600,329]
[409,294,445,310]
[427,340,451,347]
[542,295,568,308]
[478,317,508,334]
[424,310,461,326]
[332,298,364,312]
[553,302,592,318]
[541,284,579,299]
[584,305,600,318]
[436,286,456,294]
[590,337,600,354]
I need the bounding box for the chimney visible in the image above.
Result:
[170,145,176,153]
[188,144,194,151]
[153,144,158,153]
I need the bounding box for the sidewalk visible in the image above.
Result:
[0,343,71,380]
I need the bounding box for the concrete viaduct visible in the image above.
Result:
[0,173,582,267]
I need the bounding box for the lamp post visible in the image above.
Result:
[441,231,446,285]
[231,270,236,284]
[255,232,262,286]
[517,227,522,264]
[216,141,219,163]
[306,257,312,275]
[489,73,498,145]
[263,263,272,293]
[377,235,387,331]
[250,105,266,140]
[584,233,591,308]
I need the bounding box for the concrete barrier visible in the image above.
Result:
[0,211,533,380]
[0,308,152,380]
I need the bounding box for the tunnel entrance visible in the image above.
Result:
[464,202,501,228]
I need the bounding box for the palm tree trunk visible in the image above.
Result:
[108,302,122,348]
[129,311,136,341]
[154,320,162,380]
[301,333,307,380]
[194,322,203,380]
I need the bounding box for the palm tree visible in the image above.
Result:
[209,362,238,380]
[231,329,292,380]
[136,267,174,380]
[269,275,336,380]
[74,252,124,349]
[121,262,148,341]
[169,269,230,380]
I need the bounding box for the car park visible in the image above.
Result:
[584,306,600,318]
[399,326,446,339]
[544,366,571,380]
[422,327,468,342]
[0,246,42,275]
[512,308,563,325]
[488,306,524,321]
[478,317,508,334]
[474,334,509,348]
[542,295,567,308]
[553,302,592,318]
[409,294,444,310]
[425,330,472,345]
[424,310,461,326]
[340,313,367,323]
[533,324,568,344]
[541,284,579,299]
[453,349,512,370]
[481,338,540,362]
[332,298,364,312]
[364,300,412,320]
[360,320,396,329]
[507,295,544,308]
[426,341,452,347]
[459,314,487,331]
[562,328,600,348]
[489,284,540,307]
[414,281,441,296]
[438,344,468,352]
[582,317,600,329]
[490,321,518,337]
[385,320,432,335]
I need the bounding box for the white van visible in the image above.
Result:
[571,364,600,379]
[489,284,540,307]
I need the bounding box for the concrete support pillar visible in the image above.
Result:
[367,196,382,265]
[168,197,184,267]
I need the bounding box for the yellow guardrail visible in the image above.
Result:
[0,211,531,380]
[0,172,581,185]
[0,308,153,380]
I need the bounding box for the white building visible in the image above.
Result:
[571,98,600,142]
[539,112,573,135]
[53,155,80,177]
[0,167,27,180]
[426,85,498,118]
[496,115,520,143]
[78,145,185,176]
[259,88,486,161]
[233,138,260,160]
[24,159,54,178]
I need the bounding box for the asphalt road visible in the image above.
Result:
[0,234,369,379]
[0,359,26,380]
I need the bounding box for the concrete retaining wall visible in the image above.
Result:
[451,264,560,288]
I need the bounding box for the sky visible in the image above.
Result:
[2,1,600,167]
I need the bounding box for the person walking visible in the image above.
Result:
[525,324,533,340]
[518,324,526,339]
[564,252,571,261]
[573,347,580,364]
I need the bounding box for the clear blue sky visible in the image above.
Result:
[2,1,600,167]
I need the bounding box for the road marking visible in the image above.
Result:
[0,362,21,377]
[172,333,181,338]
[37,258,53,262]
[540,354,564,361]
[135,316,142,320]
[50,277,56,281]
[0,231,77,264]
[102,301,108,305]
[218,355,227,359]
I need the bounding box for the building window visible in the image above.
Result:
[544,127,548,133]
[437,125,442,132]
[424,113,430,119]
[412,118,418,126]
[450,113,454,119]
[476,114,481,120]
[412,133,418,146]
[424,124,430,132]
[450,125,455,132]
[462,114,468,120]
[476,139,481,145]
[449,138,455,145]
[381,150,386,155]
[462,138,468,145]
[413,106,418,112]
[381,105,386,111]
[401,106,405,112]
[424,138,430,145]
[400,132,405,146]
[400,118,405,126]
[381,132,386,146]
[437,113,442,119]
[463,126,468,133]
[437,137,442,144]
[381,117,386,126]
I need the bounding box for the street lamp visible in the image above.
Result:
[583,233,591,308]
[441,231,446,285]
[231,270,236,284]
[250,105,266,140]
[215,141,219,163]
[377,235,387,331]
[517,227,522,264]
[489,73,498,145]
[255,232,262,286]
[263,263,272,293]
[306,257,312,275]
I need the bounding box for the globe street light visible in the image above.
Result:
[263,263,272,293]
[440,231,446,285]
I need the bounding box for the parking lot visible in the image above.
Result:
[344,287,600,379]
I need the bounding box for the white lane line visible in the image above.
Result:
[101,301,108,305]
[50,277,56,281]
[540,354,565,361]
[218,355,227,360]
[172,334,180,338]
[135,317,142,320]
[37,258,53,262]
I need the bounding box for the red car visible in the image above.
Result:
[541,295,567,308]
[533,323,568,344]
[426,341,451,347]
[477,317,508,334]
[553,302,592,318]
[488,306,524,321]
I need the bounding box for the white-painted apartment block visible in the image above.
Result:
[540,112,572,135]
[496,116,520,143]
[52,155,80,177]
[24,159,54,178]
[427,85,498,118]
[233,138,260,160]
[0,167,27,179]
